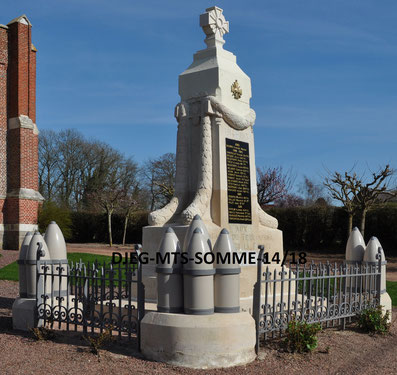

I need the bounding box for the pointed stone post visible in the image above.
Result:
[44,221,68,296]
[183,227,215,315]
[12,231,51,330]
[363,237,392,320]
[183,214,212,252]
[345,227,365,293]
[156,227,183,313]
[213,229,240,313]
[17,231,33,298]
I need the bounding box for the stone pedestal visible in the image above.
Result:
[12,295,85,331]
[141,311,256,369]
[12,297,38,331]
[143,224,283,312]
[381,292,392,322]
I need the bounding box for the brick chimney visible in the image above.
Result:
[0,15,43,250]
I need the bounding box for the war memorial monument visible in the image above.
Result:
[4,5,393,372]
[143,6,283,312]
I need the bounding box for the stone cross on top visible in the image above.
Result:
[200,6,229,49]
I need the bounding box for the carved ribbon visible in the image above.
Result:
[205,96,256,131]
[148,97,278,229]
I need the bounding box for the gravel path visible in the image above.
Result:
[0,279,396,375]
[1,245,396,374]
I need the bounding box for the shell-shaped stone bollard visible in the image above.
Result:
[156,227,183,313]
[44,221,67,261]
[183,227,214,315]
[346,227,365,263]
[18,231,34,298]
[183,214,212,252]
[213,229,240,313]
[25,232,51,298]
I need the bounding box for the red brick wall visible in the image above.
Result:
[7,22,31,118]
[5,197,38,224]
[29,48,36,123]
[0,199,5,223]
[7,128,20,190]
[7,127,37,191]
[7,19,38,192]
[0,27,7,206]
[1,17,40,249]
[32,133,38,191]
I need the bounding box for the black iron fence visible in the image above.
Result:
[253,246,382,353]
[35,254,145,349]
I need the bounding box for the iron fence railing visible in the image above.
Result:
[36,254,145,350]
[253,246,383,353]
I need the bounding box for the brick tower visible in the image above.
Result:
[0,15,43,250]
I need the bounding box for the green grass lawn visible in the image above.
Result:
[1,254,396,307]
[0,252,113,282]
[386,281,397,307]
[296,272,397,307]
[0,260,18,281]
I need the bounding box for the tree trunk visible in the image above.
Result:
[122,214,129,246]
[107,209,113,247]
[347,213,353,237]
[360,209,367,239]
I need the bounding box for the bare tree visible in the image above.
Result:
[71,140,101,209]
[257,166,295,205]
[87,151,138,246]
[118,185,142,246]
[353,165,395,237]
[39,128,144,245]
[275,194,305,208]
[57,129,86,207]
[324,165,396,237]
[300,176,329,206]
[324,170,361,236]
[38,130,60,201]
[141,153,176,210]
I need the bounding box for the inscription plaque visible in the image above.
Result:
[226,138,252,224]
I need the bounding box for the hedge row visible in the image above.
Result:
[266,206,397,255]
[44,205,396,255]
[69,211,149,244]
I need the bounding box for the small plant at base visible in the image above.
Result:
[357,306,390,334]
[83,325,114,358]
[284,319,322,353]
[31,319,55,341]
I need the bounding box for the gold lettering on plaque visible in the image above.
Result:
[226,138,252,224]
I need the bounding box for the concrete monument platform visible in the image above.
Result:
[141,311,256,369]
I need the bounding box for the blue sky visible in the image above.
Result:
[3,0,397,187]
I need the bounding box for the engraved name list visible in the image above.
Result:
[225,138,252,224]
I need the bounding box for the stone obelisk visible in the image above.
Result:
[143,6,283,310]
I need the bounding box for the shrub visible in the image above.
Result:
[70,210,148,244]
[265,205,397,254]
[357,306,390,334]
[284,319,322,353]
[31,320,55,341]
[83,325,113,358]
[38,201,72,240]
[266,206,348,252]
